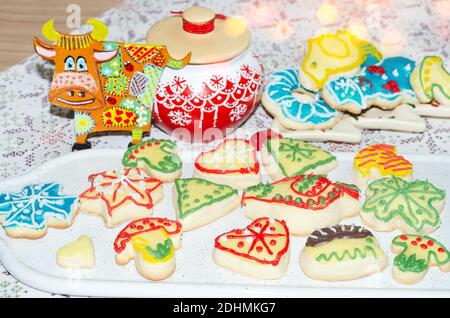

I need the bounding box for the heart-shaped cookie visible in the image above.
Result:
[56,235,95,269]
[213,217,290,279]
[193,138,261,189]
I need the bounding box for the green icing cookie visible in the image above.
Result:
[123,139,182,174]
[175,178,238,218]
[362,176,445,232]
[266,138,336,177]
[392,234,450,274]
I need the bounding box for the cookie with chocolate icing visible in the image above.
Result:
[299,224,388,281]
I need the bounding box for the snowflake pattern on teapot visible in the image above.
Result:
[154,63,262,130]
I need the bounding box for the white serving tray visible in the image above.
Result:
[1,149,450,298]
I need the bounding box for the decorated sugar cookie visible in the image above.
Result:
[411,56,450,106]
[391,234,450,285]
[262,68,343,130]
[242,175,360,236]
[174,178,240,231]
[362,176,445,234]
[79,168,163,228]
[300,225,387,281]
[352,144,413,188]
[261,137,337,181]
[123,227,176,281]
[300,30,382,92]
[122,139,182,182]
[0,183,79,239]
[114,218,181,281]
[193,138,261,189]
[56,235,95,269]
[213,217,290,279]
[322,57,418,114]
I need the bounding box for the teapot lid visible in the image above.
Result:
[146,6,251,64]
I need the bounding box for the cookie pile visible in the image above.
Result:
[262,30,450,143]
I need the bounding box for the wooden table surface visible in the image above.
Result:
[0,0,121,71]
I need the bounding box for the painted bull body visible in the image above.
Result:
[34,19,190,150]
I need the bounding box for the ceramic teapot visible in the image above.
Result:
[147,6,263,142]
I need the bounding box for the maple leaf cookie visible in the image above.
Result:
[79,168,163,228]
[0,183,79,239]
[261,138,337,181]
[391,234,450,285]
[352,144,413,188]
[362,176,445,234]
[242,175,361,236]
[300,225,387,281]
[56,235,95,269]
[174,178,240,231]
[122,139,182,182]
[114,218,182,281]
[213,217,290,279]
[193,138,261,190]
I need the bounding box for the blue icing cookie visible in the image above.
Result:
[0,183,78,237]
[263,68,342,129]
[323,57,417,114]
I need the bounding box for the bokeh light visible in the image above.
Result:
[434,0,450,18]
[223,16,248,37]
[316,3,339,25]
[271,19,294,42]
[346,21,369,40]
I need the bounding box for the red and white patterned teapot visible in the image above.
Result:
[147,6,263,142]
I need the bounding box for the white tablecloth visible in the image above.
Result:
[0,0,449,297]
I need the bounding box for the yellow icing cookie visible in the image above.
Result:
[300,225,387,281]
[353,144,413,178]
[132,228,174,263]
[300,30,381,91]
[411,56,450,105]
[56,235,95,269]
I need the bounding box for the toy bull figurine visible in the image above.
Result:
[34,18,190,150]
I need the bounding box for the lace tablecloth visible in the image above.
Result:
[0,0,449,297]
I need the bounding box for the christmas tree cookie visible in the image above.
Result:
[193,138,261,190]
[174,178,240,231]
[261,138,337,181]
[352,144,413,188]
[213,217,290,279]
[242,175,361,236]
[123,139,182,182]
[391,234,450,285]
[300,225,387,281]
[114,217,182,281]
[79,168,163,228]
[362,176,445,234]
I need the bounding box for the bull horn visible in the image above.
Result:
[41,19,61,42]
[87,18,108,41]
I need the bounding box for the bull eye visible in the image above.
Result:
[77,57,88,72]
[64,56,75,71]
